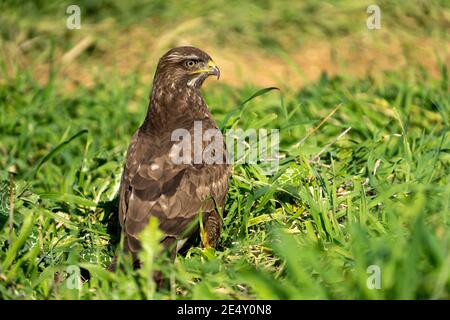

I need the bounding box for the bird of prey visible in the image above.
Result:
[112,47,230,270]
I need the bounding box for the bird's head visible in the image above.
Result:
[155,46,220,89]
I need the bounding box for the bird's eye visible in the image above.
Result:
[185,60,197,68]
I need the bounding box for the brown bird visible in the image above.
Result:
[111,47,230,270]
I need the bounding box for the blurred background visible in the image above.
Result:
[1,0,448,89]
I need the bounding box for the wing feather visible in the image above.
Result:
[119,129,229,253]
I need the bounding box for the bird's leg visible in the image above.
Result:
[201,229,210,248]
[202,211,222,249]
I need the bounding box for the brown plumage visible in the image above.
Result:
[112,47,230,270]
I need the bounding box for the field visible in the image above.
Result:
[0,0,449,299]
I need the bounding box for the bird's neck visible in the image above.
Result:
[140,77,209,135]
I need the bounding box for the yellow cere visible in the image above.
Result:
[190,60,216,74]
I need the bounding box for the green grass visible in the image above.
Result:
[1,0,448,58]
[0,0,449,300]
[1,65,448,299]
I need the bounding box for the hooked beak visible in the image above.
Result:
[207,60,220,80]
[190,60,220,80]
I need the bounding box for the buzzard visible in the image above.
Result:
[112,47,230,270]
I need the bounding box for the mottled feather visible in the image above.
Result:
[116,47,230,262]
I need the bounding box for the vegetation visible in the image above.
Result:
[0,0,449,299]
